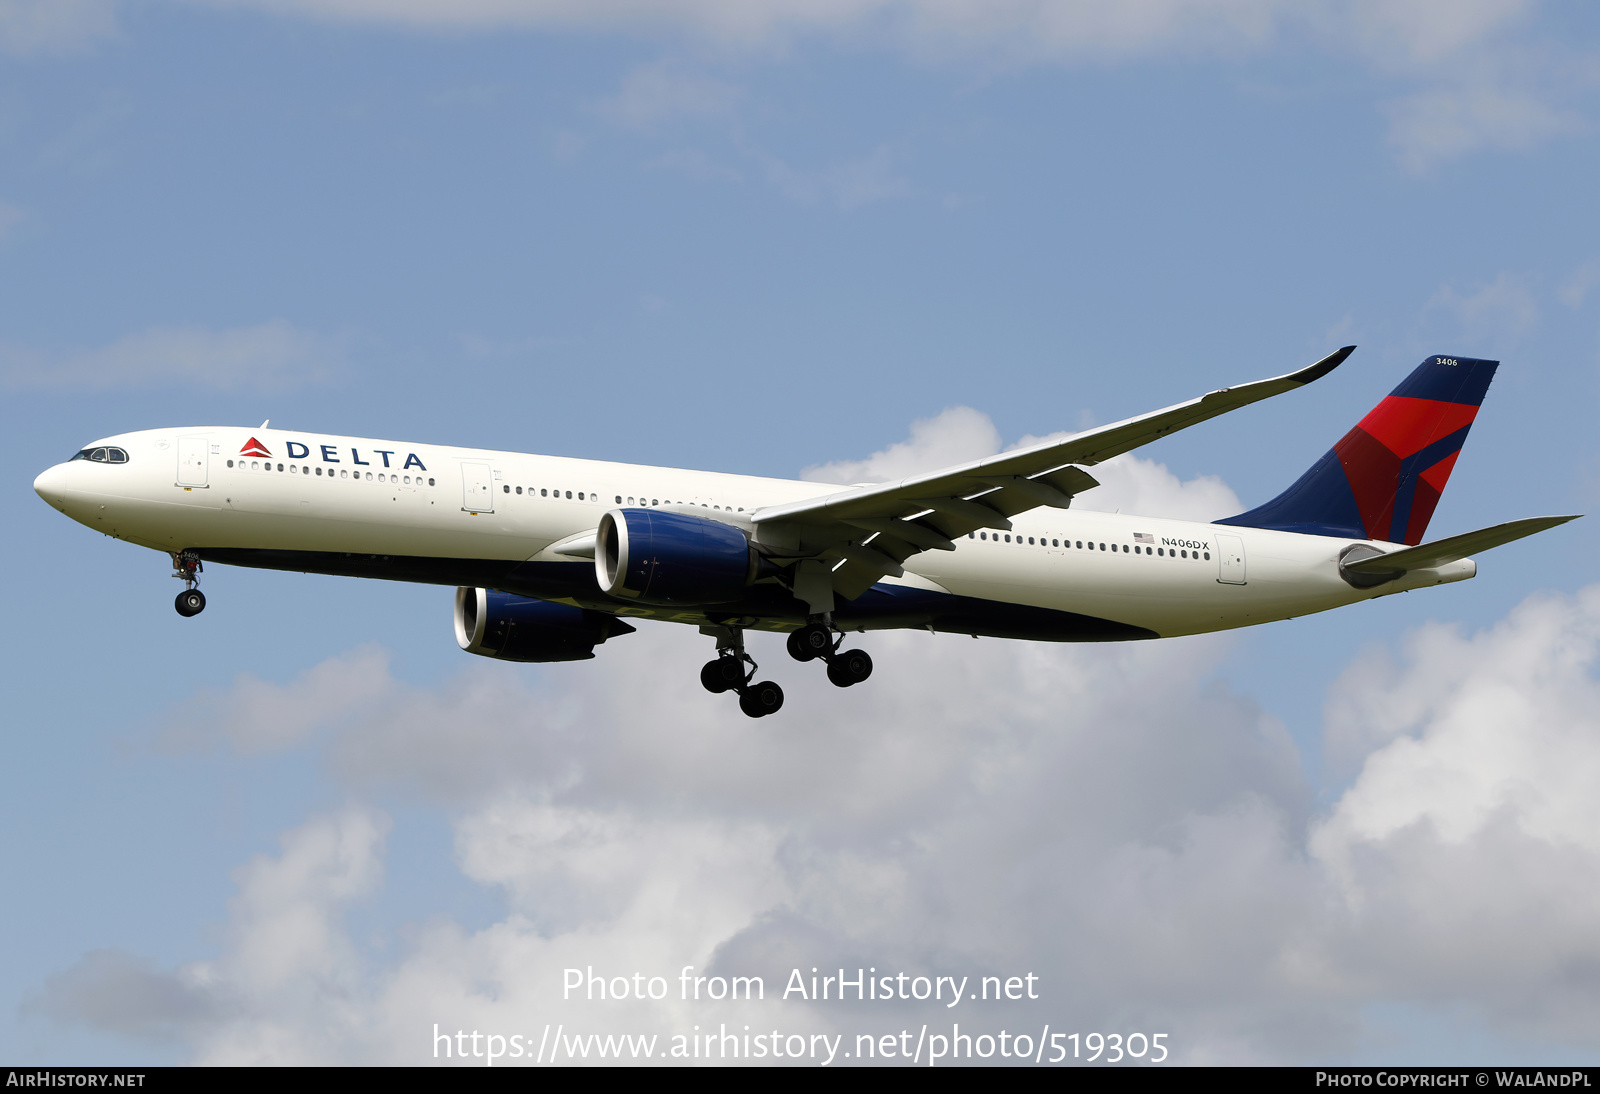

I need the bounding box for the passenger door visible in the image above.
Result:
[461,461,494,513]
[176,435,209,487]
[1215,534,1246,585]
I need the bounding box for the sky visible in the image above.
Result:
[4,0,1600,1067]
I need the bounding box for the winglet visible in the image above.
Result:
[1291,345,1355,386]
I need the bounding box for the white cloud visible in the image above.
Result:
[802,405,1001,484]
[1312,588,1600,1038]
[598,61,741,128]
[46,572,1600,1062]
[0,320,350,392]
[159,646,394,755]
[1332,0,1535,68]
[0,0,115,54]
[183,1,1584,175]
[1421,272,1540,350]
[190,0,1294,58]
[186,0,1543,69]
[36,807,388,1062]
[804,405,1241,520]
[759,146,910,210]
[1558,259,1600,309]
[1385,79,1582,174]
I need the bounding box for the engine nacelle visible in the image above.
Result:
[454,587,635,662]
[595,508,757,605]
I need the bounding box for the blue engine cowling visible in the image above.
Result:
[454,587,636,662]
[595,508,757,605]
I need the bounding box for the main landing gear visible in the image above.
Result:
[786,618,873,688]
[171,550,206,617]
[700,626,784,718]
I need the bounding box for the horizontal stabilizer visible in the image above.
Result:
[1344,515,1580,575]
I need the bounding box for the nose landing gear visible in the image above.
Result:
[787,617,872,688]
[700,625,784,718]
[171,551,206,617]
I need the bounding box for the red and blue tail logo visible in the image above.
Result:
[1216,355,1498,545]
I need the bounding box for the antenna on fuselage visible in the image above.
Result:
[259,419,269,428]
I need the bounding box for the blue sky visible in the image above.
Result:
[4,0,1600,1065]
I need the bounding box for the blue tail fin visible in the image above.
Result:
[1215,354,1498,544]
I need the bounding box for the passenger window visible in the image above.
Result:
[428,478,435,486]
[227,459,235,468]
[503,485,510,493]
[566,491,572,499]
[980,532,987,541]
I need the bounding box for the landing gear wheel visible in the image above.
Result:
[739,680,784,718]
[787,623,833,662]
[174,589,207,617]
[826,648,872,688]
[701,657,744,694]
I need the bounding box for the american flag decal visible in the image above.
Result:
[1134,532,1153,544]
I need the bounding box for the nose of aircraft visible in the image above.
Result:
[34,463,71,510]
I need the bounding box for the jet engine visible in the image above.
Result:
[454,587,635,662]
[595,508,759,605]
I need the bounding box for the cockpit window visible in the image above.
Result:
[70,447,130,464]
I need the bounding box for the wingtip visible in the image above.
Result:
[1293,345,1356,386]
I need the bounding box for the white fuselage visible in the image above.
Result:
[33,425,1476,639]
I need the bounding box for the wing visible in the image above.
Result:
[1343,515,1580,575]
[752,345,1356,599]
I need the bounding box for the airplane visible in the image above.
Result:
[32,348,1577,718]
